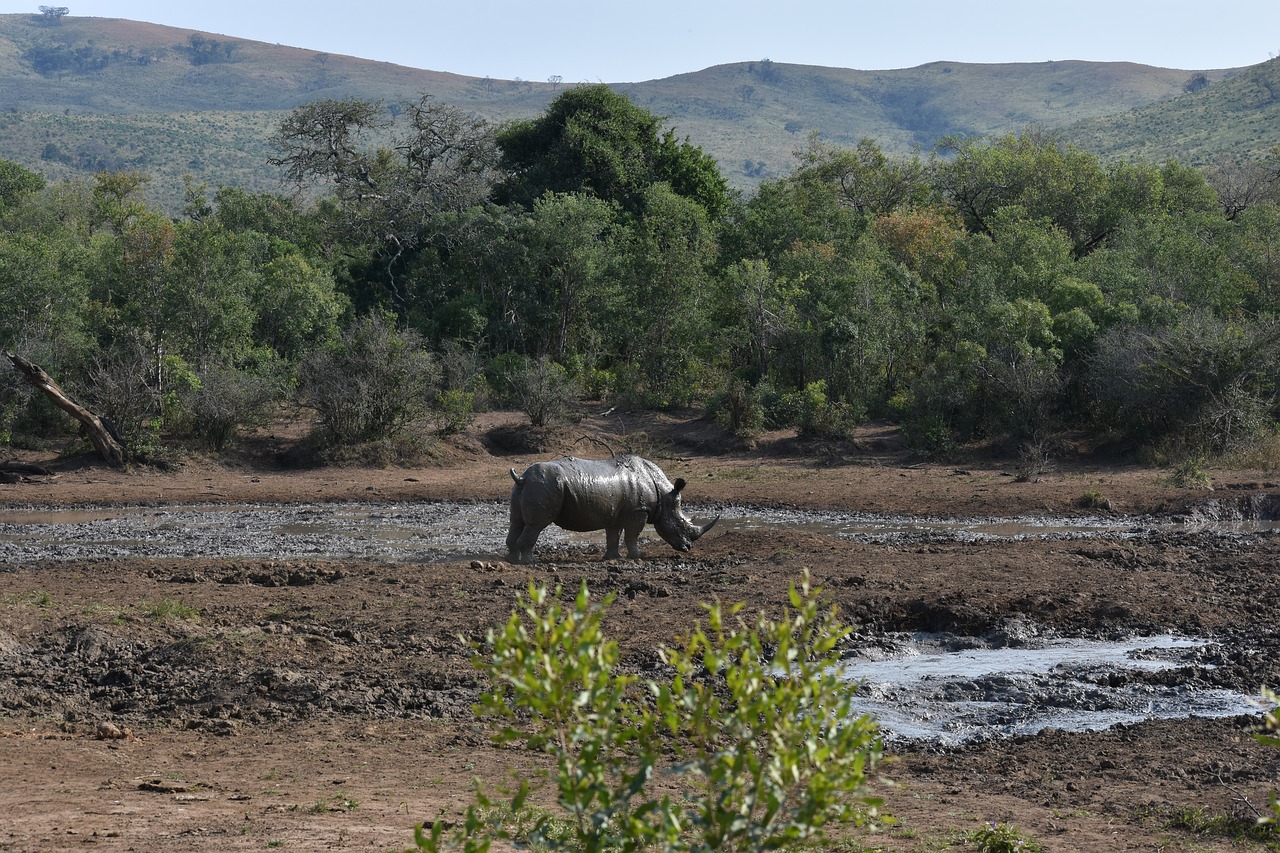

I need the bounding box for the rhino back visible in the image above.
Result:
[523,456,661,531]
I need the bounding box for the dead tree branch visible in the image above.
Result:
[5,353,126,468]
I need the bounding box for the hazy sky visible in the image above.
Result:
[6,1,1279,82]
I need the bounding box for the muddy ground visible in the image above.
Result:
[2,411,1279,852]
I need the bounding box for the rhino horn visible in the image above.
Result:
[694,515,720,539]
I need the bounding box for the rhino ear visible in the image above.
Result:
[671,478,687,497]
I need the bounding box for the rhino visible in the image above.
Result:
[506,455,719,564]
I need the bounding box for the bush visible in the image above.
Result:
[178,363,279,451]
[764,380,863,441]
[295,313,438,448]
[708,376,765,445]
[416,573,885,853]
[1091,314,1280,456]
[498,355,579,428]
[79,340,163,459]
[431,388,475,435]
[436,340,489,409]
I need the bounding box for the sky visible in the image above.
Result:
[5,1,1279,83]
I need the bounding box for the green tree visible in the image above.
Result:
[495,84,729,220]
[619,183,718,405]
[1083,209,1247,316]
[935,129,1161,257]
[1223,201,1280,314]
[791,135,929,217]
[718,258,796,379]
[523,192,621,360]
[0,159,46,212]
[249,251,346,361]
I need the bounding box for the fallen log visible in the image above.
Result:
[0,462,53,475]
[5,353,126,468]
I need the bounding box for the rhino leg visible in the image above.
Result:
[506,497,544,564]
[508,523,546,564]
[604,527,622,560]
[622,511,647,559]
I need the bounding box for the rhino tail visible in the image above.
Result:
[509,468,525,489]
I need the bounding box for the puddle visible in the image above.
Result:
[0,500,1275,563]
[839,633,1268,745]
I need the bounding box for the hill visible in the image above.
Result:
[1061,55,1280,163]
[0,12,1266,210]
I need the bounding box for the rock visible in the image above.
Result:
[95,721,130,740]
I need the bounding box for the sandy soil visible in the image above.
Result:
[1,410,1279,852]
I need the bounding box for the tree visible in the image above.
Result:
[0,160,46,211]
[720,258,794,379]
[934,129,1160,257]
[522,192,620,360]
[1204,148,1280,220]
[270,94,498,308]
[619,183,718,404]
[495,84,729,220]
[792,135,929,217]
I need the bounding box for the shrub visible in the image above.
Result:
[708,376,765,445]
[295,313,438,448]
[431,388,475,435]
[766,380,863,441]
[79,340,163,459]
[1076,488,1111,510]
[416,573,884,853]
[179,363,278,451]
[1163,455,1213,490]
[501,356,579,428]
[654,576,885,851]
[1091,314,1280,456]
[436,340,489,410]
[900,411,956,459]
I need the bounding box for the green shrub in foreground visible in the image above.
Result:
[415,573,884,852]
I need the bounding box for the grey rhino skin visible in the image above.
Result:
[506,455,718,564]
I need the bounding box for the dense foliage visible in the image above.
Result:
[3,84,1279,462]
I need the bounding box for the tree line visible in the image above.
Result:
[3,83,1279,466]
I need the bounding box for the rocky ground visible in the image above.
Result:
[1,410,1279,852]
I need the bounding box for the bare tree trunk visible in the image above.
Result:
[5,353,126,468]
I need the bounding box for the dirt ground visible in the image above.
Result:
[2,410,1279,852]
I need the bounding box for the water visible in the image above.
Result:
[839,633,1268,745]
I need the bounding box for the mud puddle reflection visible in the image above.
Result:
[839,633,1268,746]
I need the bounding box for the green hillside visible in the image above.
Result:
[1061,56,1280,164]
[0,11,1264,210]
